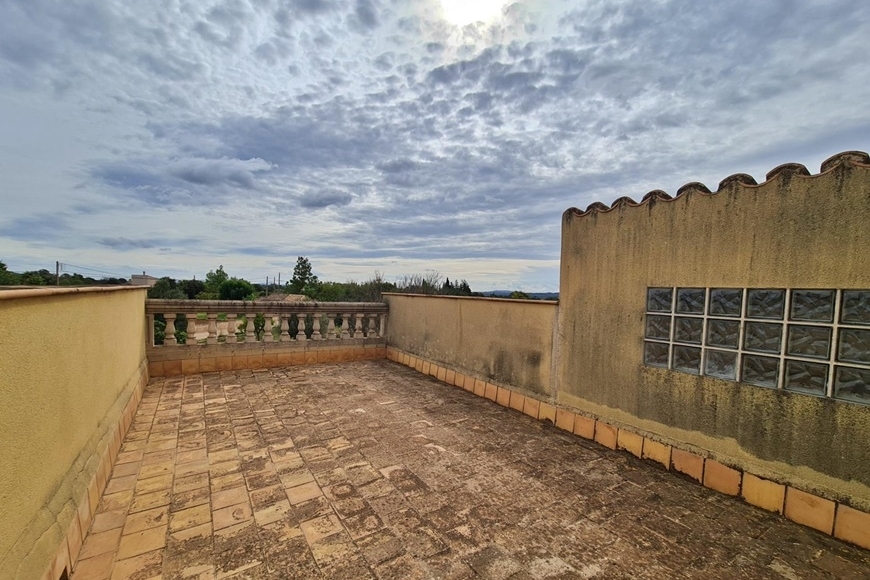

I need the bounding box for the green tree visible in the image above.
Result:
[289,256,319,296]
[21,271,47,285]
[0,261,20,285]
[180,279,205,299]
[218,278,255,300]
[148,277,186,299]
[205,265,229,293]
[509,290,531,300]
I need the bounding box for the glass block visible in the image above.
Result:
[790,289,834,322]
[676,288,705,314]
[644,341,669,367]
[647,288,673,312]
[742,355,779,388]
[838,328,870,364]
[743,322,783,354]
[709,289,742,317]
[705,350,737,380]
[841,291,870,325]
[706,319,740,349]
[674,317,703,344]
[645,315,671,340]
[746,289,785,319]
[834,366,870,405]
[673,346,701,374]
[784,360,828,395]
[787,325,832,359]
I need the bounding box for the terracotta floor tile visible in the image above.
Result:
[286,481,322,505]
[79,527,123,560]
[71,551,115,580]
[134,474,173,496]
[212,486,249,510]
[115,524,168,560]
[300,514,344,545]
[170,503,212,532]
[212,503,253,531]
[129,489,171,513]
[97,490,133,514]
[123,505,169,535]
[111,461,141,479]
[89,509,127,534]
[110,548,163,580]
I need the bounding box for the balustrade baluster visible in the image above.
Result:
[246,315,256,342]
[264,314,274,343]
[326,314,337,340]
[164,313,177,345]
[311,313,322,340]
[280,315,291,342]
[354,313,364,338]
[186,316,197,345]
[296,313,308,341]
[207,314,218,344]
[341,314,351,339]
[226,314,238,343]
[367,313,379,338]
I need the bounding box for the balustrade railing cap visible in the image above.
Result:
[145,298,388,314]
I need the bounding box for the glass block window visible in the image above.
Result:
[644,288,870,405]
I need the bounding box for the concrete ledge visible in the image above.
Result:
[385,347,870,552]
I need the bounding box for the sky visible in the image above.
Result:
[0,0,868,292]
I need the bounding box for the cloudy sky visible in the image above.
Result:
[1,0,868,291]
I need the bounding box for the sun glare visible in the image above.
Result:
[440,0,507,26]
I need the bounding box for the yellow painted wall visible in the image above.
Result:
[0,287,148,580]
[557,154,870,508]
[384,294,556,396]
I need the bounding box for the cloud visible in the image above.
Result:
[299,189,353,208]
[1,0,869,290]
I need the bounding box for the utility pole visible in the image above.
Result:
[56,261,60,285]
[278,272,281,287]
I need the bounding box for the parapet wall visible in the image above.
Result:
[0,286,149,580]
[383,293,557,398]
[556,151,870,510]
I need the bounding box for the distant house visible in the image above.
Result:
[130,272,158,287]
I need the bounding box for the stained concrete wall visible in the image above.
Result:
[384,293,557,397]
[556,152,870,509]
[0,286,148,580]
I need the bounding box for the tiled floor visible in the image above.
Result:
[72,360,870,579]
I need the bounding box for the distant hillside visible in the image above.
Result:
[483,291,559,300]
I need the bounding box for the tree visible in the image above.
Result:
[148,277,186,299]
[289,256,319,296]
[218,278,255,300]
[180,279,205,299]
[509,290,531,300]
[0,261,20,285]
[204,266,229,293]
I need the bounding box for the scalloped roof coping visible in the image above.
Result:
[821,150,870,173]
[718,173,758,189]
[765,162,811,181]
[566,150,869,219]
[676,182,712,197]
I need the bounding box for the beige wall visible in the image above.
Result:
[384,293,556,396]
[0,287,148,580]
[556,154,870,508]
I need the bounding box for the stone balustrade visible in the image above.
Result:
[145,299,388,376]
[146,299,387,346]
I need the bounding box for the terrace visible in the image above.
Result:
[3,152,870,580]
